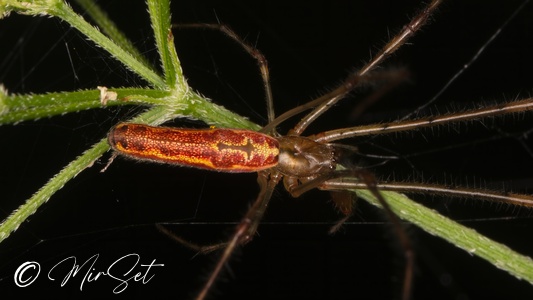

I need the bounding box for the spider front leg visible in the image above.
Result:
[196,170,282,300]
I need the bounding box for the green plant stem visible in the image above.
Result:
[0,106,171,243]
[74,0,153,70]
[52,2,166,88]
[0,0,167,88]
[356,189,533,284]
[147,0,183,87]
[0,88,170,123]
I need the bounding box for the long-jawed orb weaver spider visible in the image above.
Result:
[1,0,533,299]
[108,0,533,299]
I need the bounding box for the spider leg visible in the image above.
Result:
[155,223,232,254]
[349,68,411,121]
[174,23,276,125]
[196,170,283,300]
[318,174,533,299]
[311,98,533,143]
[284,171,358,233]
[155,224,207,252]
[260,0,443,135]
[286,168,415,300]
[328,190,357,234]
[352,170,415,300]
[322,179,533,208]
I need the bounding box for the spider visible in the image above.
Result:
[1,0,532,300]
[107,0,533,299]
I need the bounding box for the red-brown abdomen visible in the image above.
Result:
[108,123,279,172]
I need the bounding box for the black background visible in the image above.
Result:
[1,0,533,299]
